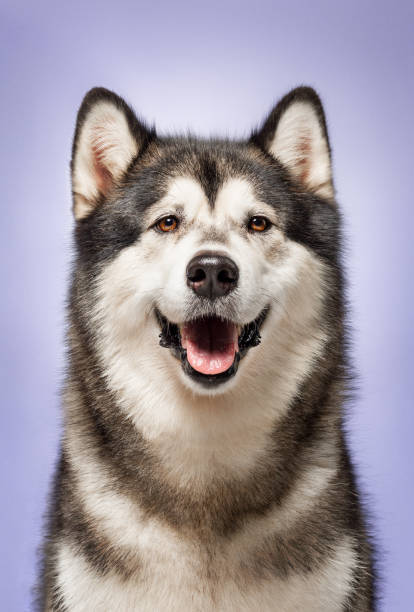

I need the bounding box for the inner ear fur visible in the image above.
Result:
[71,87,154,220]
[251,86,334,200]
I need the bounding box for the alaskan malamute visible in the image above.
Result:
[38,86,376,610]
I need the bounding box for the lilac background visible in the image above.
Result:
[1,1,413,610]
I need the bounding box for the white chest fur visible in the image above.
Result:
[55,529,355,612]
[61,391,355,611]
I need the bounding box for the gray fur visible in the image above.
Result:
[37,86,376,611]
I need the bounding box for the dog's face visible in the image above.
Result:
[71,87,340,399]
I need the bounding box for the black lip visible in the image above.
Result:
[156,307,269,388]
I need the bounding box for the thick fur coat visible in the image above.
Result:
[38,86,376,611]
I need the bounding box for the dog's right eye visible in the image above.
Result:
[155,216,179,233]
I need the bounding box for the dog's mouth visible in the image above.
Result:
[156,308,268,387]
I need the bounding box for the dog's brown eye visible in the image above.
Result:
[248,216,270,232]
[156,216,179,232]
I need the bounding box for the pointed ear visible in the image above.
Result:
[71,87,154,220]
[251,87,334,200]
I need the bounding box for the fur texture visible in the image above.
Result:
[37,86,376,611]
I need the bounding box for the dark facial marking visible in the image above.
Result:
[196,153,222,207]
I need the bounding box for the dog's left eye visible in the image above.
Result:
[156,216,179,233]
[248,216,270,232]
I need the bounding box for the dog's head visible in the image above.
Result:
[70,87,341,400]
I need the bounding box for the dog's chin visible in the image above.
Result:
[155,307,269,391]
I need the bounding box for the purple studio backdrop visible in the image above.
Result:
[1,1,413,610]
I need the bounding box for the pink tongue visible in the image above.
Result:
[181,318,238,375]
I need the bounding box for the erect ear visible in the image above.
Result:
[71,87,154,220]
[251,87,334,200]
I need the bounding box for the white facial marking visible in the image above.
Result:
[144,176,209,227]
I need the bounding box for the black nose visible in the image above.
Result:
[186,252,239,298]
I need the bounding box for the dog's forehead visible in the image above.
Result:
[214,177,264,218]
[151,175,261,223]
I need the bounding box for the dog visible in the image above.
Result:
[37,86,376,611]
